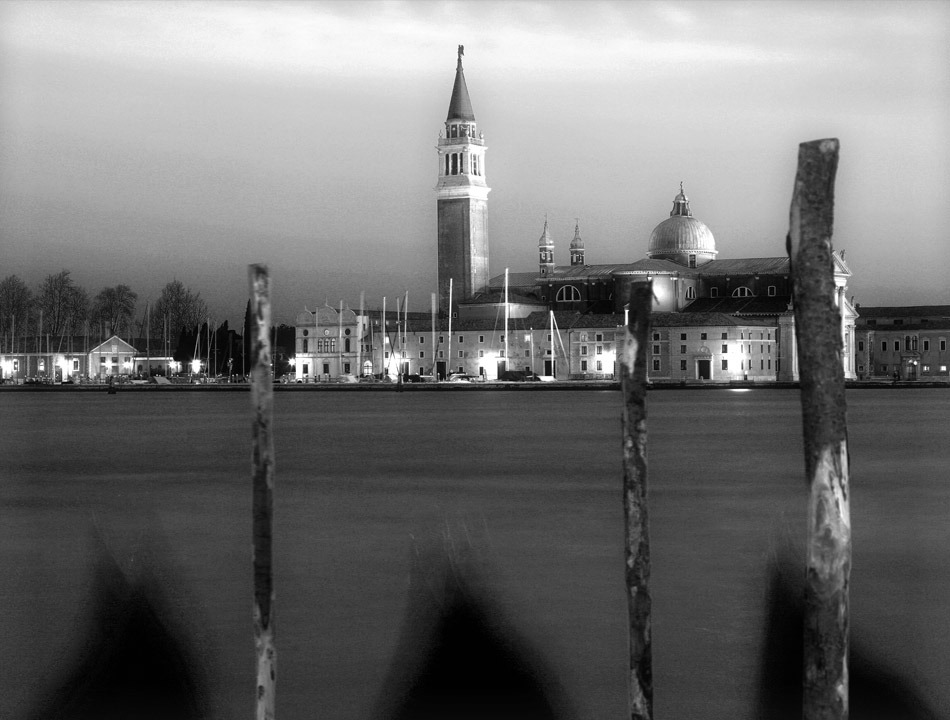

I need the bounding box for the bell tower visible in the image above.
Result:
[436,45,490,318]
[538,218,555,276]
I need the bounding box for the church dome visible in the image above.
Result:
[647,184,717,266]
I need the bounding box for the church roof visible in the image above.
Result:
[695,257,790,275]
[653,312,779,327]
[682,296,792,315]
[446,47,475,122]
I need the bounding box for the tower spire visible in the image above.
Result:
[538,217,555,276]
[570,219,585,267]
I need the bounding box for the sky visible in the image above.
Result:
[1,0,948,327]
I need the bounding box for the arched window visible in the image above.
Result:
[555,285,582,302]
[710,287,719,298]
[732,286,754,298]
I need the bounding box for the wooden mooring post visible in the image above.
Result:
[787,139,851,720]
[620,280,653,720]
[249,264,276,720]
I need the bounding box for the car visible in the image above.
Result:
[447,373,478,383]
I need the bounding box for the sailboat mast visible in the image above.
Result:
[447,279,453,378]
[357,291,364,377]
[549,310,555,378]
[504,268,509,373]
[430,292,436,378]
[338,300,343,376]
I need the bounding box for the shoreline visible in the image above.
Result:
[2,380,948,392]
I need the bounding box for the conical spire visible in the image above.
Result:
[446,45,475,122]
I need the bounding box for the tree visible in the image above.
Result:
[91,284,138,339]
[151,280,208,343]
[0,275,34,351]
[35,270,88,341]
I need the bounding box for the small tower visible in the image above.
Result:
[538,217,555,277]
[436,45,490,317]
[569,219,585,267]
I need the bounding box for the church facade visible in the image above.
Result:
[291,48,858,383]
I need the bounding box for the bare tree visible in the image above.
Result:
[151,279,208,341]
[91,284,138,338]
[35,270,88,341]
[0,275,34,351]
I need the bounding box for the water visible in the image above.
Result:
[1,388,948,719]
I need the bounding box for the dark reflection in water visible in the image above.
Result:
[1,389,948,720]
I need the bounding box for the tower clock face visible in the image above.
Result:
[324,329,330,336]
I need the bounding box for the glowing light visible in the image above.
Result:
[191,359,201,373]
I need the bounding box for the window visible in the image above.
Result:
[302,339,308,352]
[710,288,719,298]
[479,335,485,343]
[581,360,588,372]
[894,319,904,325]
[478,350,484,358]
[894,341,900,352]
[100,357,106,365]
[881,341,888,352]
[500,335,505,343]
[652,358,661,371]
[302,363,309,375]
[880,365,888,373]
[419,351,425,359]
[556,285,582,302]
[653,333,660,341]
[680,359,687,371]
[768,286,777,297]
[547,334,552,342]
[923,339,930,352]
[419,336,424,344]
[680,345,687,354]
[343,363,351,374]
[580,346,588,356]
[438,350,444,359]
[922,365,930,372]
[722,345,728,353]
[323,363,330,375]
[941,339,947,351]
[458,335,464,343]
[858,341,864,352]
[688,254,697,268]
[524,350,530,357]
[686,287,696,300]
[595,333,603,342]
[653,345,660,355]
[700,333,707,340]
[732,287,753,297]
[680,333,687,340]
[596,360,603,371]
[721,333,728,339]
[458,350,463,358]
[722,359,728,370]
[596,345,603,355]
[439,336,444,343]
[760,359,764,370]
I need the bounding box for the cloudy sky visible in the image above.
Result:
[1,0,947,325]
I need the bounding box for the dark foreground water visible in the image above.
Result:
[1,389,948,719]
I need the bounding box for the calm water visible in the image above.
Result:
[1,388,948,719]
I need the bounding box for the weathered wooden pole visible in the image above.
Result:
[787,139,851,720]
[249,264,276,720]
[620,280,653,720]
